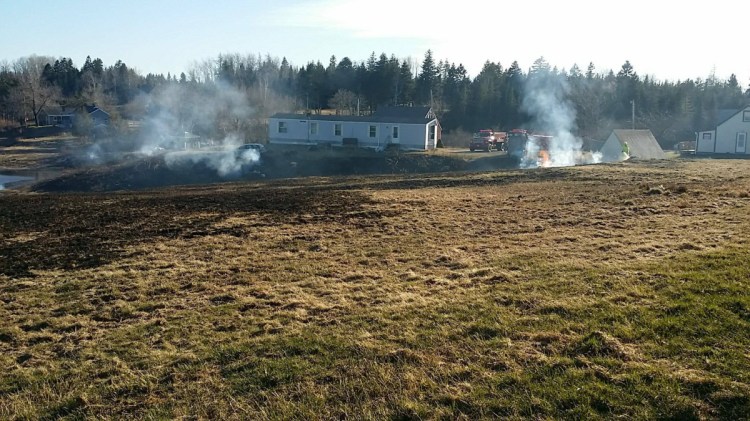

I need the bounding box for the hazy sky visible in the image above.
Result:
[1,0,748,87]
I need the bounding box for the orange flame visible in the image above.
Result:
[539,150,551,167]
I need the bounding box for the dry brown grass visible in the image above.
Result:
[0,135,85,171]
[1,158,749,419]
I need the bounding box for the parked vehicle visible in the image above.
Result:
[469,129,507,152]
[236,143,266,154]
[506,129,530,159]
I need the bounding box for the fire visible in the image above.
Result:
[538,150,551,167]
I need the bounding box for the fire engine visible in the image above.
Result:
[469,129,507,152]
[506,129,530,159]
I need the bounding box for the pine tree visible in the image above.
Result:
[397,60,415,105]
[416,50,438,106]
[586,62,596,80]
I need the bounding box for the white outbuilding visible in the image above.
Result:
[696,106,750,155]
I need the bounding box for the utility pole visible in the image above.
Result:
[631,99,635,130]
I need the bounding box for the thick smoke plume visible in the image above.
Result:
[520,71,600,168]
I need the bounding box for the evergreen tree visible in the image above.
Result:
[503,61,524,128]
[585,62,596,80]
[333,57,356,93]
[615,60,639,120]
[416,50,438,106]
[397,60,415,105]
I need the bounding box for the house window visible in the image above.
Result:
[744,111,750,122]
[369,125,377,138]
[738,132,747,145]
[392,126,399,139]
[278,121,287,133]
[429,125,436,140]
[310,122,318,135]
[702,132,712,140]
[334,123,342,136]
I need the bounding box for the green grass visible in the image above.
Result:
[3,250,748,419]
[1,159,750,419]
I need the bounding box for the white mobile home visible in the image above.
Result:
[268,106,441,150]
[696,106,750,155]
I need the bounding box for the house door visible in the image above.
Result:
[737,133,747,153]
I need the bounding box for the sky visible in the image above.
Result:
[1,0,748,87]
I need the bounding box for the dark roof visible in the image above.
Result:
[85,105,110,116]
[270,106,436,125]
[715,109,740,127]
[698,107,750,131]
[717,106,750,127]
[611,129,665,160]
[374,106,434,119]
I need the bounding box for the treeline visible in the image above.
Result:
[1,52,748,145]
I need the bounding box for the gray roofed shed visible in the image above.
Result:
[600,129,665,162]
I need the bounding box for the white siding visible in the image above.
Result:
[426,122,439,149]
[399,123,430,149]
[715,106,750,155]
[269,117,433,150]
[268,118,311,144]
[696,131,716,153]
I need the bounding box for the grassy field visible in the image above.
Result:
[1,158,750,419]
[0,135,86,171]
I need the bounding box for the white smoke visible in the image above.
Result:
[520,71,599,168]
[162,135,261,178]
[86,143,104,163]
[79,80,262,178]
[137,81,255,155]
[519,137,542,169]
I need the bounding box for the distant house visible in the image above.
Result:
[600,129,665,161]
[268,106,441,150]
[47,104,110,128]
[84,104,110,127]
[46,112,75,128]
[695,106,750,155]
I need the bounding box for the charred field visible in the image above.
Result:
[1,158,750,419]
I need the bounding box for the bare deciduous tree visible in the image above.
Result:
[12,55,60,126]
[328,89,357,115]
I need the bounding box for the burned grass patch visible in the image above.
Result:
[0,186,386,277]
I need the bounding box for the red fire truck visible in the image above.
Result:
[469,129,507,152]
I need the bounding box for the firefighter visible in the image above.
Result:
[622,141,630,160]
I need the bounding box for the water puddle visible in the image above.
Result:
[0,171,56,190]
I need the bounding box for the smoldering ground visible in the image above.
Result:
[78,80,262,177]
